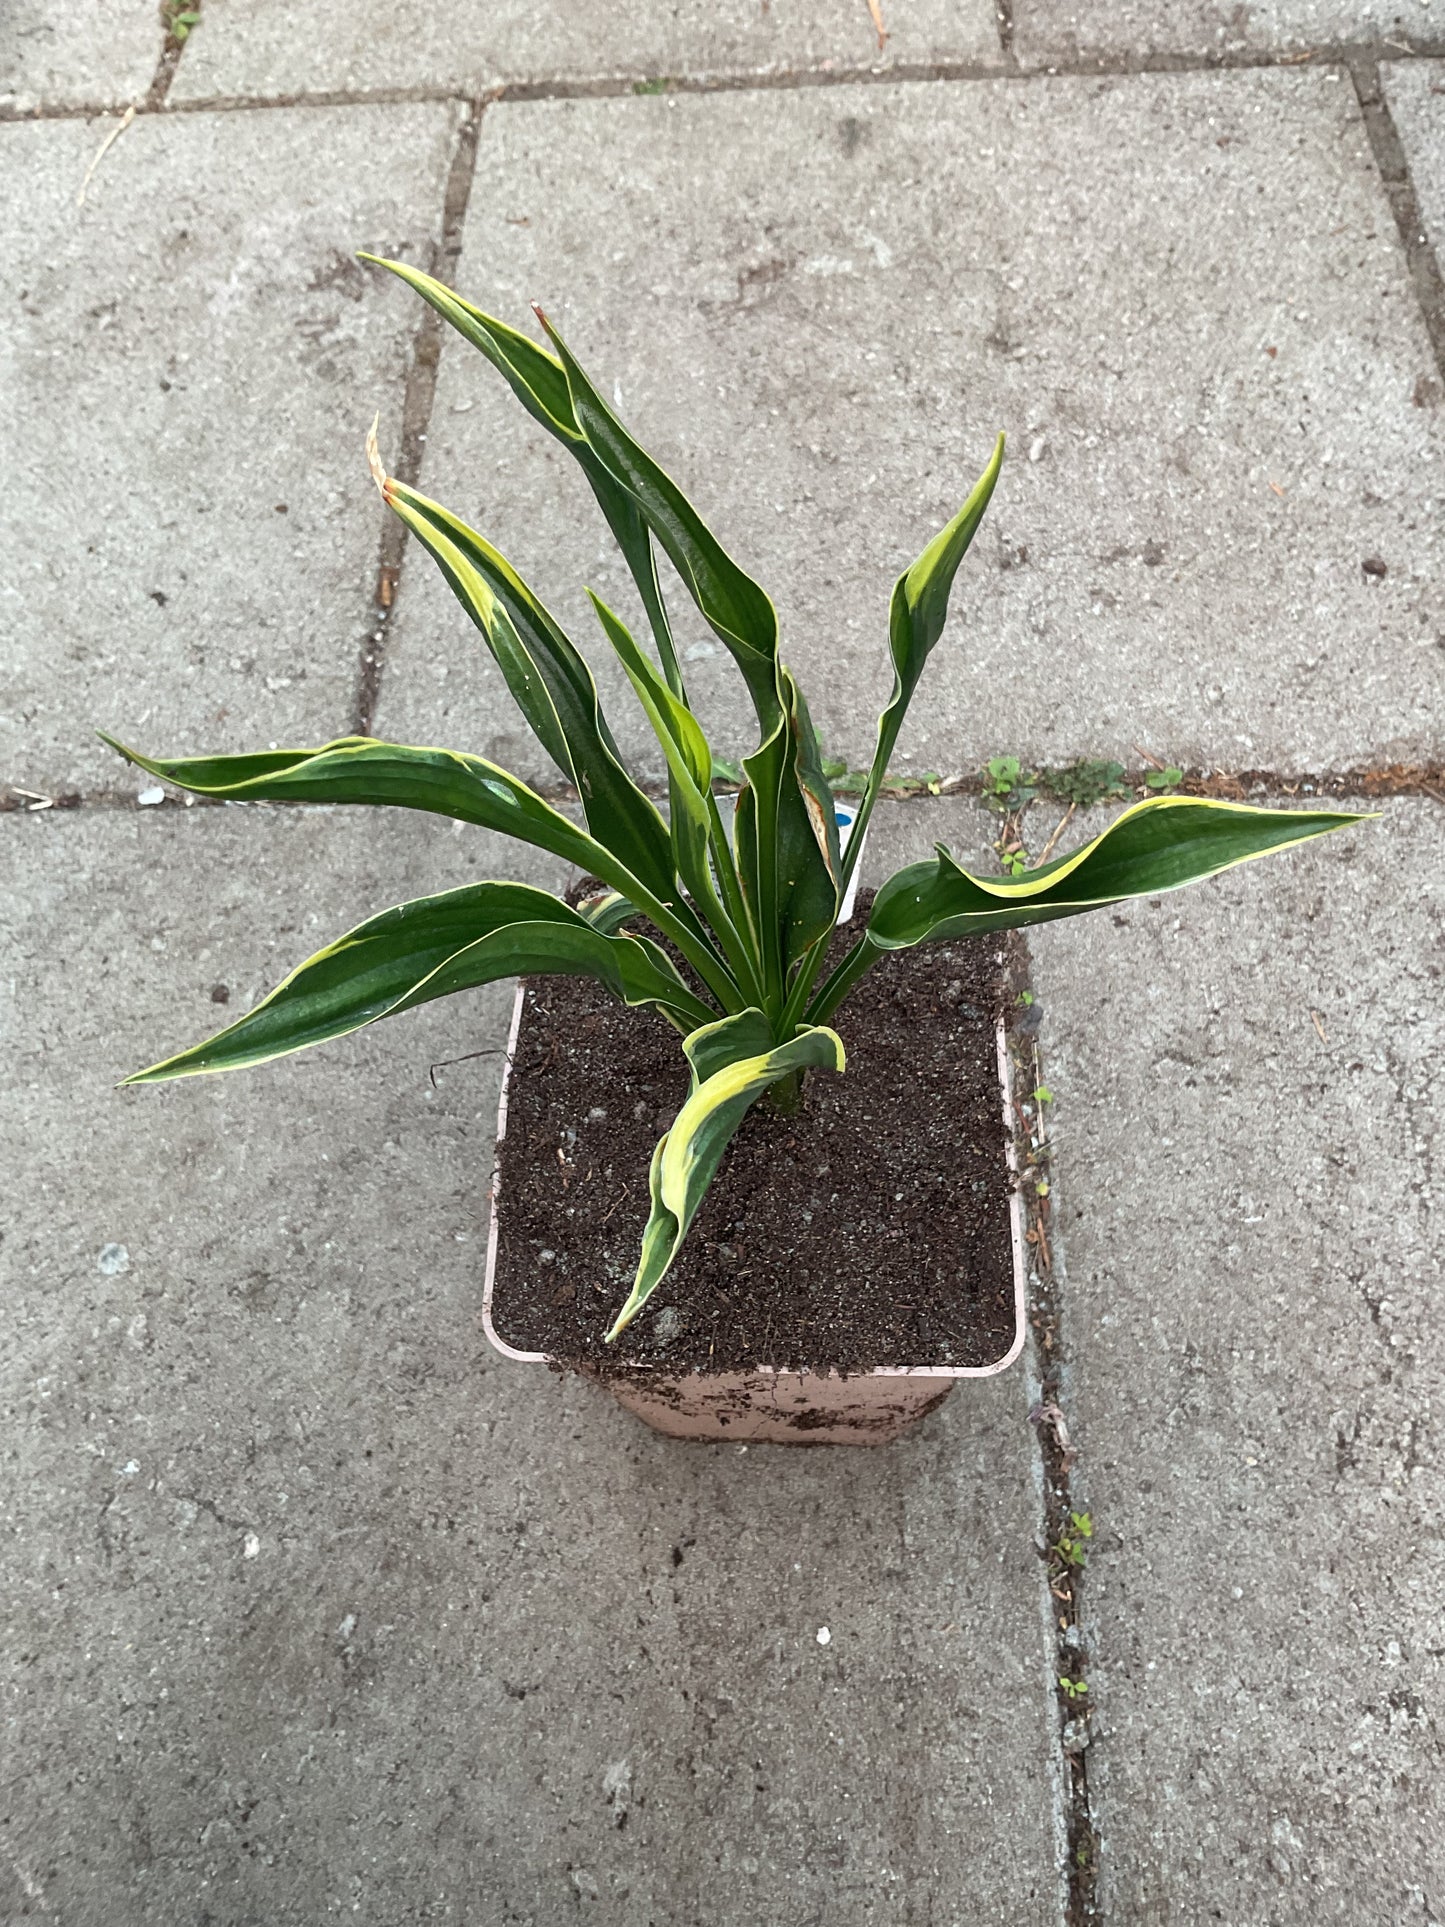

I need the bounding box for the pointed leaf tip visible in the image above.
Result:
[97,727,134,763]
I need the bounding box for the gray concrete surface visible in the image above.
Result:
[172,0,1001,104]
[0,0,158,112]
[1030,799,1444,1921]
[1,804,1061,1926]
[1013,1,1434,62]
[1386,59,1445,260]
[7,8,1445,1920]
[376,74,1443,785]
[0,104,458,797]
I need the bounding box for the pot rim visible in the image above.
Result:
[482,976,1028,1380]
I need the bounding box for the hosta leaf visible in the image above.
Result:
[680,1006,776,1085]
[605,1018,846,1339]
[785,670,842,911]
[102,733,622,879]
[123,881,715,1083]
[870,797,1368,944]
[360,253,578,437]
[535,308,782,737]
[360,254,685,693]
[587,590,711,797]
[849,436,1004,876]
[736,669,839,997]
[585,589,768,987]
[103,733,744,1016]
[372,448,676,907]
[892,435,1005,692]
[576,890,641,936]
[588,590,738,953]
[807,797,1368,1023]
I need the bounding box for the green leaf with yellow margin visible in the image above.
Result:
[605,1013,846,1339]
[535,307,782,738]
[358,254,686,695]
[97,732,743,1013]
[587,591,761,1000]
[808,797,1370,1024]
[368,431,677,908]
[842,436,1005,890]
[735,668,840,1003]
[122,881,715,1083]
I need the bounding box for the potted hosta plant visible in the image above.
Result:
[106,259,1364,1445]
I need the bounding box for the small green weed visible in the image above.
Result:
[1037,758,1128,809]
[981,754,1037,813]
[1059,1675,1089,1700]
[161,0,200,40]
[1053,1511,1092,1568]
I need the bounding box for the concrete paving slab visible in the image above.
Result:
[0,0,158,112]
[172,0,1001,105]
[0,104,458,797]
[1,802,1062,1926]
[1028,799,1444,1920]
[1013,2,1431,63]
[375,75,1444,791]
[1385,59,1445,262]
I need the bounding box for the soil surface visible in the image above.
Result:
[489,914,1018,1375]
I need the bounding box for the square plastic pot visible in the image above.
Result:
[482,981,1027,1446]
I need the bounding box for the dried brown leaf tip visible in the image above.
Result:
[365,414,390,499]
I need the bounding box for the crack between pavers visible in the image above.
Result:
[4,37,1445,125]
[1008,942,1100,1925]
[350,93,492,737]
[1349,56,1445,391]
[144,0,202,111]
[6,760,1442,819]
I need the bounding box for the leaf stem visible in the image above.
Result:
[705,791,759,963]
[776,930,829,1037]
[622,882,744,1013]
[804,931,877,1027]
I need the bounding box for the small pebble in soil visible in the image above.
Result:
[816,1626,832,1647]
[97,1243,130,1275]
[136,786,165,807]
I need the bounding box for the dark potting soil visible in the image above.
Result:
[489,912,1018,1376]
